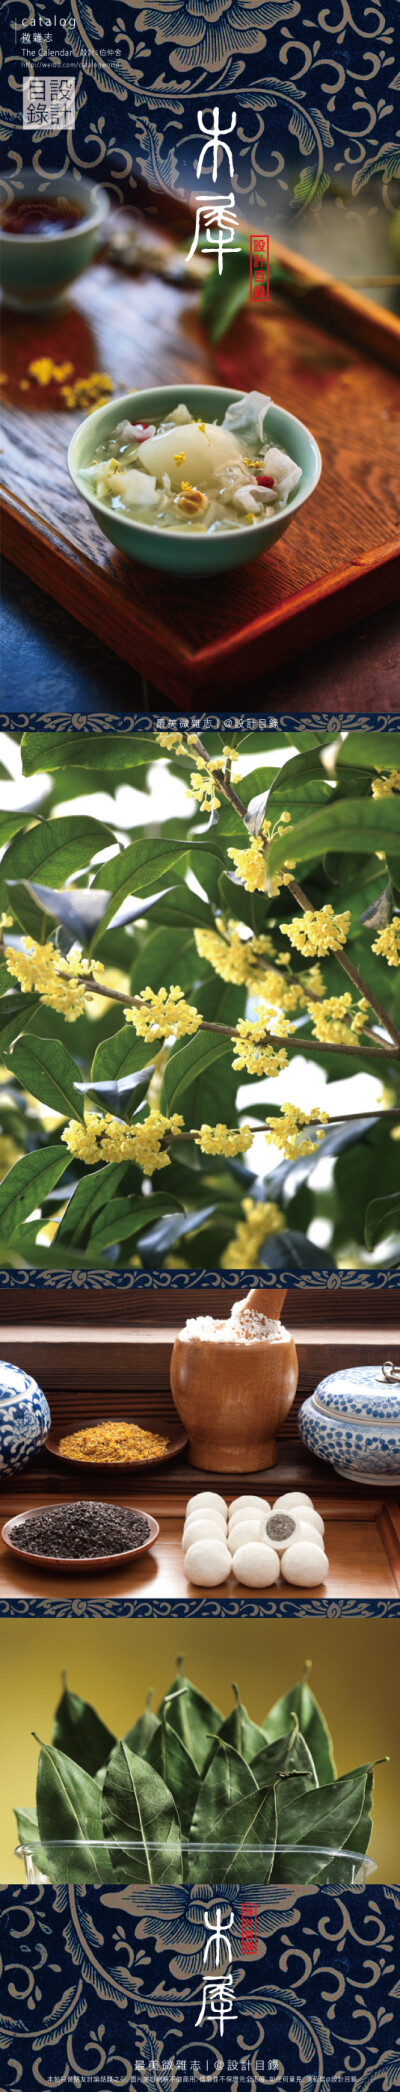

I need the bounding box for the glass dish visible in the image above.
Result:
[16,1840,376,1888]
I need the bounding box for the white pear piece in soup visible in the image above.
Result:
[140,419,244,491]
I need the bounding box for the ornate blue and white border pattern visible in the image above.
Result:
[1,1597,399,1618]
[1,712,400,732]
[1,1267,400,1289]
[0,1884,399,2087]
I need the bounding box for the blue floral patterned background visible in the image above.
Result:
[0,1883,400,2089]
[0,1,399,232]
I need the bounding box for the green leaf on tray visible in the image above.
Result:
[101,1741,182,1884]
[262,1666,336,1785]
[189,1741,258,1848]
[157,1662,222,1777]
[145,1717,200,1840]
[267,797,400,877]
[36,1738,115,1884]
[52,1683,117,1777]
[205,1684,266,1772]
[0,1145,68,1239]
[3,816,114,889]
[124,1692,160,1758]
[252,1724,318,1797]
[1,1035,86,1123]
[191,1781,278,1885]
[271,1764,374,1883]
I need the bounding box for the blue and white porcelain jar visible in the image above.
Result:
[298,1362,400,1485]
[0,1361,51,1479]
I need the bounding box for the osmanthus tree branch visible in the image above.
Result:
[288,879,400,1051]
[0,945,396,1063]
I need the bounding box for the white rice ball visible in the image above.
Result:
[232,1542,280,1588]
[300,1506,325,1537]
[227,1518,262,1553]
[184,1539,232,1587]
[228,1495,270,1521]
[186,1491,227,1517]
[299,1521,326,1551]
[258,1510,303,1556]
[281,1541,329,1587]
[273,1492,313,1512]
[182,1517,226,1552]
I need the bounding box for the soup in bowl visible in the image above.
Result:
[69,384,321,577]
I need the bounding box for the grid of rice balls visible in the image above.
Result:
[182,1492,328,1588]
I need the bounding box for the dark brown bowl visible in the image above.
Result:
[45,1417,188,1470]
[1,1503,160,1574]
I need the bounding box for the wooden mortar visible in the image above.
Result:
[169,1289,298,1471]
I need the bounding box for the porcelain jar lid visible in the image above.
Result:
[312,1363,400,1424]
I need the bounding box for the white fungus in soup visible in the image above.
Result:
[81,390,302,537]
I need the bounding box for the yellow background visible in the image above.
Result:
[1,1615,399,1882]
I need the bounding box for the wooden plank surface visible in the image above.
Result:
[0,1490,398,1599]
[1,255,399,702]
[1,1319,398,1392]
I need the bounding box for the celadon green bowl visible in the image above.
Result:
[0,172,109,312]
[68,384,322,579]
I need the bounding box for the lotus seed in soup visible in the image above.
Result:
[81,391,302,536]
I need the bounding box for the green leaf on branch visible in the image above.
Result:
[365,1191,400,1250]
[5,883,50,942]
[137,1202,215,1261]
[161,1029,231,1117]
[0,992,39,1049]
[267,798,400,876]
[55,1161,131,1247]
[337,733,400,774]
[0,1146,67,1238]
[2,1035,86,1122]
[3,816,114,889]
[21,732,162,776]
[89,1193,184,1251]
[101,1740,182,1884]
[91,839,189,944]
[91,1032,154,1084]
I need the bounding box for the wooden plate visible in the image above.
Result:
[45,1417,188,1471]
[1,1503,160,1575]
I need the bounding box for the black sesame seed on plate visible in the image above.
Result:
[10,1502,152,1559]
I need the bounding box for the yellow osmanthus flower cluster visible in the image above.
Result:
[232,1012,290,1076]
[281,905,351,959]
[264,1104,329,1158]
[194,920,275,987]
[371,771,400,799]
[4,940,105,1022]
[228,814,295,896]
[195,1123,254,1157]
[222,1196,284,1266]
[372,921,400,967]
[189,745,241,814]
[307,993,370,1045]
[124,985,201,1041]
[61,1109,185,1173]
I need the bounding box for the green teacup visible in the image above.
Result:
[0,172,109,311]
[68,384,322,579]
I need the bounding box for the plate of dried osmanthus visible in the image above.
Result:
[45,1417,188,1471]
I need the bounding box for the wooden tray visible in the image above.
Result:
[0,1487,399,1599]
[1,241,399,703]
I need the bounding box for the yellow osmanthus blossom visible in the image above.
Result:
[195,1123,254,1157]
[307,993,370,1045]
[124,985,202,1041]
[222,1196,284,1266]
[264,1104,329,1158]
[233,1012,289,1077]
[0,913,14,934]
[61,1108,185,1173]
[4,940,105,1022]
[372,920,400,967]
[229,815,295,896]
[281,905,351,960]
[194,921,275,988]
[157,732,187,756]
[371,770,400,798]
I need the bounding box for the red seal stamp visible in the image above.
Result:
[250,234,270,302]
